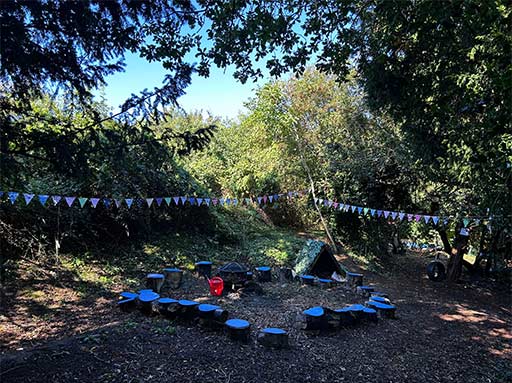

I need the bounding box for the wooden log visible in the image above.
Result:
[256,266,272,282]
[163,268,183,289]
[146,273,165,293]
[195,261,213,278]
[225,319,251,342]
[257,328,289,349]
[177,299,200,320]
[157,297,179,317]
[300,275,315,285]
[278,267,293,282]
[356,285,375,297]
[367,301,396,319]
[138,291,160,315]
[118,297,137,313]
[296,307,327,332]
[346,272,364,289]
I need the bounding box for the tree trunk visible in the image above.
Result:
[293,128,338,253]
[438,229,452,255]
[446,230,470,283]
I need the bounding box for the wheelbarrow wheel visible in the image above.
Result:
[427,261,446,281]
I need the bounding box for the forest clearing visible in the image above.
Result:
[1,1,511,382]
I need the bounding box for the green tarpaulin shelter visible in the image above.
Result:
[294,239,345,278]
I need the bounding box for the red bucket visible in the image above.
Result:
[208,277,224,296]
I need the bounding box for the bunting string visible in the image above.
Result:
[0,190,503,229]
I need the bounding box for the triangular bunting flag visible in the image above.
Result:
[357,207,363,214]
[333,202,338,209]
[204,198,211,206]
[327,200,333,208]
[52,196,61,205]
[391,212,398,220]
[173,197,180,205]
[233,199,238,206]
[407,214,413,221]
[269,195,274,203]
[39,195,49,206]
[351,205,357,213]
[79,198,88,208]
[414,214,421,222]
[257,197,262,204]
[146,198,154,207]
[8,192,19,204]
[155,198,163,207]
[137,198,145,207]
[212,198,218,206]
[24,193,35,205]
[114,199,122,208]
[363,207,369,215]
[180,196,187,205]
[225,198,231,205]
[125,198,133,208]
[219,198,225,205]
[463,218,470,227]
[383,211,390,219]
[423,215,431,223]
[432,216,439,225]
[64,196,75,207]
[196,198,203,206]
[103,198,111,208]
[314,197,319,204]
[90,198,100,208]
[376,210,382,217]
[263,195,268,204]
[370,209,376,216]
[189,197,196,205]
[164,197,171,206]
[399,212,405,221]
[245,198,251,205]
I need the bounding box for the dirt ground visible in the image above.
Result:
[1,252,511,383]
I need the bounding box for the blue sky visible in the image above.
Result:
[102,52,267,120]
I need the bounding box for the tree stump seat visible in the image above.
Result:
[195,261,213,278]
[334,307,357,326]
[367,301,396,319]
[356,285,374,297]
[362,307,378,323]
[318,278,333,288]
[119,291,138,299]
[138,291,160,314]
[163,268,183,289]
[257,328,289,349]
[346,272,364,288]
[146,273,165,293]
[178,300,200,319]
[118,297,137,312]
[346,304,366,321]
[300,275,315,285]
[158,297,179,316]
[370,291,389,298]
[369,296,391,305]
[225,319,251,342]
[296,306,326,332]
[196,304,228,328]
[256,266,272,282]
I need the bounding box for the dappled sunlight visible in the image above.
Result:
[437,304,495,324]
